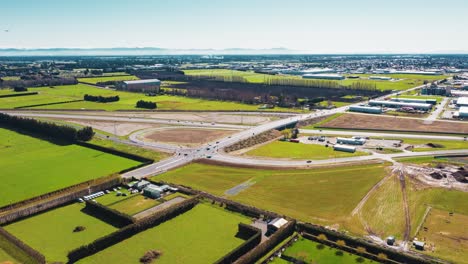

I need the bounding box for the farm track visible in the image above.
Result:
[397,166,412,244]
[351,172,393,216]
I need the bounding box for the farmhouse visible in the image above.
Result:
[369,100,432,111]
[116,79,161,93]
[133,180,151,191]
[267,218,288,233]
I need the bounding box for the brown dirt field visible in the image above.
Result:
[320,114,468,134]
[142,128,236,146]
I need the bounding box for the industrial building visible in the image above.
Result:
[116,79,161,93]
[349,105,382,114]
[369,100,432,111]
[267,218,288,233]
[336,137,366,145]
[333,144,356,153]
[456,97,468,107]
[302,74,345,80]
[457,106,468,118]
[369,76,392,81]
[421,86,450,96]
[391,98,437,105]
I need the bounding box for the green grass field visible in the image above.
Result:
[78,203,249,264]
[3,203,118,263]
[350,175,406,238]
[77,75,139,84]
[273,237,376,264]
[245,141,368,160]
[399,138,468,152]
[414,208,468,264]
[407,180,468,238]
[0,84,296,111]
[156,162,389,225]
[95,191,160,216]
[0,128,140,207]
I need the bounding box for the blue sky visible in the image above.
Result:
[1,0,467,53]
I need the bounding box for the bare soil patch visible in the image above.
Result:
[320,114,468,134]
[142,127,236,146]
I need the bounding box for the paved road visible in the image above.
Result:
[299,129,466,141]
[209,149,468,168]
[1,111,251,130]
[425,97,449,122]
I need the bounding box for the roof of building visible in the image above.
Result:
[457,97,468,105]
[144,184,163,193]
[123,79,161,85]
[333,144,357,150]
[459,106,468,114]
[369,100,432,108]
[268,218,288,229]
[413,241,425,247]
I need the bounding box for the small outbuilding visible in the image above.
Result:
[333,144,357,153]
[143,184,163,199]
[386,236,396,246]
[413,240,425,250]
[267,218,288,233]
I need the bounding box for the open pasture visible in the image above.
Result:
[244,141,368,160]
[3,203,118,263]
[78,203,250,264]
[0,84,293,111]
[156,162,389,225]
[77,75,139,84]
[0,128,140,207]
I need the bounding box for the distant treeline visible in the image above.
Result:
[0,77,77,89]
[0,113,94,142]
[186,74,378,91]
[84,94,120,103]
[136,100,157,109]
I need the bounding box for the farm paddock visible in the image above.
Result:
[0,128,140,207]
[77,203,250,264]
[3,203,118,263]
[317,113,468,134]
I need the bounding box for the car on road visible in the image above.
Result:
[306,160,312,163]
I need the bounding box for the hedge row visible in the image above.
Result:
[297,223,435,264]
[0,227,46,264]
[84,94,119,103]
[84,200,135,227]
[302,233,400,264]
[13,99,84,109]
[0,176,122,225]
[215,223,262,264]
[136,100,157,109]
[0,113,93,141]
[76,141,154,163]
[67,196,199,262]
[235,220,296,264]
[0,92,38,98]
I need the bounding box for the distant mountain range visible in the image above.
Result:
[0,47,303,56]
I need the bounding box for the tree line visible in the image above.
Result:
[84,94,120,103]
[0,113,94,142]
[136,100,157,109]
